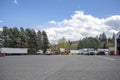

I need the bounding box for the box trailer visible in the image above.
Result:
[0,48,28,55]
[70,50,79,55]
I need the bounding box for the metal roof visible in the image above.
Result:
[115,31,120,39]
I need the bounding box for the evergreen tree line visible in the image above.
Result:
[0,26,49,54]
[77,32,115,49]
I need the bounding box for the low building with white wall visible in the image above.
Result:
[114,31,120,55]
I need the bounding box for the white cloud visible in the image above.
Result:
[13,0,17,4]
[0,20,4,23]
[49,20,57,24]
[45,11,120,43]
[104,15,120,30]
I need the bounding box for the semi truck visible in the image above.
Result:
[0,48,28,55]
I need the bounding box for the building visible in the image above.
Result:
[58,37,66,43]
[0,31,3,48]
[114,31,120,55]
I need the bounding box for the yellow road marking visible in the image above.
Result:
[96,56,116,61]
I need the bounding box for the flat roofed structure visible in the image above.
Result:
[115,31,120,55]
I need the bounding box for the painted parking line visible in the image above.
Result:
[96,56,116,61]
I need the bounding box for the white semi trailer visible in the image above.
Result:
[0,48,28,55]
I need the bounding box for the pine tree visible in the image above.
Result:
[36,31,42,50]
[25,28,37,54]
[19,27,27,48]
[42,31,49,53]
[11,27,19,47]
[2,26,10,47]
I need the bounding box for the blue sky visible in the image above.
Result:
[0,0,120,28]
[0,0,120,43]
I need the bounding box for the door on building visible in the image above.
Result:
[117,39,120,55]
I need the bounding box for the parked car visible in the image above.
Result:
[82,48,95,55]
[45,50,53,55]
[88,48,95,55]
[82,49,89,55]
[36,50,44,55]
[104,49,110,55]
[97,49,110,55]
[96,51,105,55]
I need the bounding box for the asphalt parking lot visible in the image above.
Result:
[0,55,120,80]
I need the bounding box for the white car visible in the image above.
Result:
[88,48,95,55]
[82,49,89,55]
[36,50,43,55]
[45,51,52,55]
